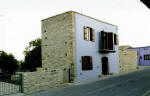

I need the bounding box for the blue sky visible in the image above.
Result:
[0,0,150,60]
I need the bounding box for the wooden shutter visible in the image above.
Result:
[101,31,105,49]
[84,27,88,40]
[82,56,85,70]
[82,56,93,70]
[114,34,117,45]
[89,56,93,70]
[82,56,88,70]
[116,34,119,45]
[108,33,113,50]
[92,29,95,42]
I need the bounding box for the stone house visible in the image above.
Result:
[42,11,119,83]
[119,45,138,72]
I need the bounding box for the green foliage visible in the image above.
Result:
[99,74,104,78]
[21,38,42,71]
[0,51,18,73]
[109,72,114,75]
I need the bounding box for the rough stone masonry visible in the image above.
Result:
[41,11,76,83]
[22,11,76,94]
[119,45,138,72]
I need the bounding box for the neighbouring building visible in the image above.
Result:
[140,0,150,65]
[42,11,119,83]
[135,46,150,66]
[119,45,138,72]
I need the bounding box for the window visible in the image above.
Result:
[144,54,150,60]
[82,56,93,70]
[100,31,116,51]
[101,31,108,50]
[84,26,95,41]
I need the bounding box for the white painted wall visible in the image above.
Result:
[74,13,119,82]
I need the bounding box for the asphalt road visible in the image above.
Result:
[27,68,150,96]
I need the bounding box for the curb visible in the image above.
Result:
[68,68,144,86]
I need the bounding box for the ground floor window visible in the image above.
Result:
[82,56,93,70]
[144,54,150,60]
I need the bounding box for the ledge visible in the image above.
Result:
[99,49,116,53]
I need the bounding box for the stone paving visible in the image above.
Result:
[0,81,20,96]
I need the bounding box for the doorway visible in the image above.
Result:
[139,56,142,66]
[102,57,109,75]
[63,68,71,83]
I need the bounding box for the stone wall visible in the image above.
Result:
[119,45,138,72]
[22,70,63,94]
[21,11,77,95]
[41,11,76,83]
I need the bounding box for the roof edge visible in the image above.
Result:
[41,11,118,27]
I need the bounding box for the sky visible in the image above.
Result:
[0,0,150,60]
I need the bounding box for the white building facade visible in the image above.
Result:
[74,13,119,82]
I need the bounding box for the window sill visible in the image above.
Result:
[99,49,116,53]
[85,40,95,42]
[82,70,93,71]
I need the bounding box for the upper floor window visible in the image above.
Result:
[82,56,93,70]
[100,31,118,53]
[83,26,95,42]
[101,31,114,50]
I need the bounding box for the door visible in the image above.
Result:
[102,57,109,75]
[63,68,71,83]
[139,56,142,66]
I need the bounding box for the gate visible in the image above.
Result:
[0,73,23,96]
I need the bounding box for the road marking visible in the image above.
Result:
[142,89,150,96]
[83,76,142,96]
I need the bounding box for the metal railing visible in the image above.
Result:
[0,73,23,96]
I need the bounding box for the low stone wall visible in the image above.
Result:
[22,69,63,94]
[119,46,138,72]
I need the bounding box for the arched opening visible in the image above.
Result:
[102,57,109,75]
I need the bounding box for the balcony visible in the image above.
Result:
[99,31,117,53]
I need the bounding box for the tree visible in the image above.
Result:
[21,38,42,71]
[0,51,18,73]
